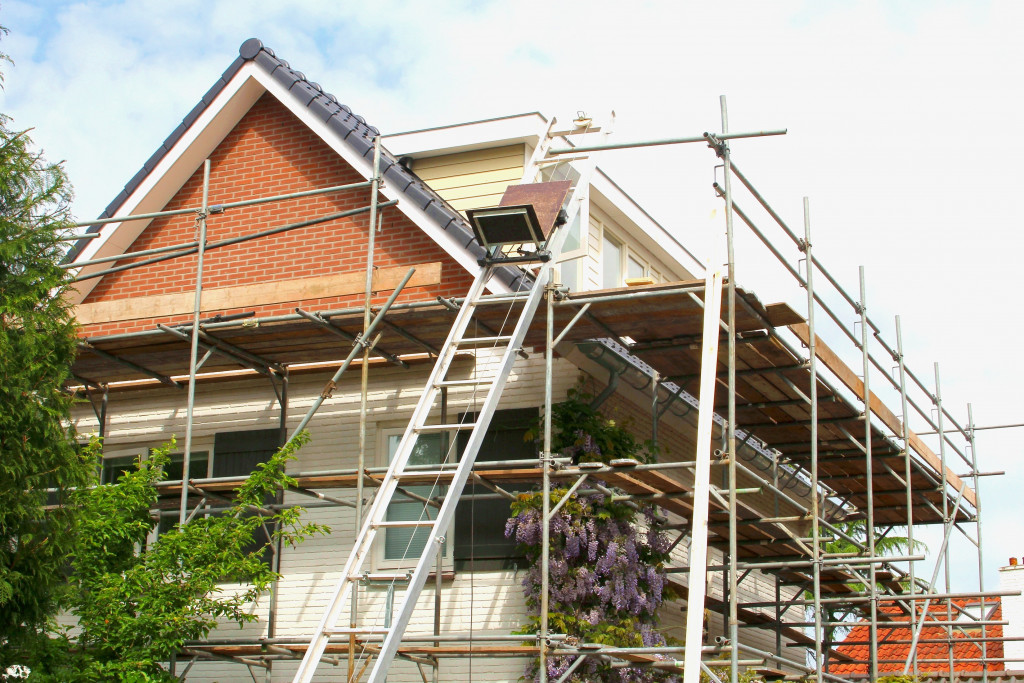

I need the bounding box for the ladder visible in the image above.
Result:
[291,114,611,683]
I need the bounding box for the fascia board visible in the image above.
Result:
[67,65,267,304]
[249,68,512,294]
[383,113,546,159]
[591,170,704,280]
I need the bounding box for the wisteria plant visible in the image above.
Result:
[507,392,678,682]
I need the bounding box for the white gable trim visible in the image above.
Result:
[68,66,267,304]
[68,62,511,304]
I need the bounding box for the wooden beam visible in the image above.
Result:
[788,322,974,507]
[73,262,441,325]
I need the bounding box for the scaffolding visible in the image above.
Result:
[64,99,1012,683]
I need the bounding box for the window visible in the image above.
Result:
[381,431,449,564]
[100,454,139,485]
[602,233,622,289]
[454,408,538,564]
[627,254,645,281]
[153,429,280,564]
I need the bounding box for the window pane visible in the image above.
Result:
[385,433,445,561]
[627,255,645,280]
[101,455,138,485]
[161,451,210,482]
[560,260,579,292]
[563,211,581,254]
[602,234,621,289]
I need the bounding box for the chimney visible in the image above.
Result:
[1000,560,1024,671]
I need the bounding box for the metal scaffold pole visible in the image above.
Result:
[802,198,824,682]
[540,273,555,683]
[857,267,879,680]
[895,315,918,677]
[934,363,956,682]
[718,94,741,683]
[179,159,212,526]
[350,135,383,682]
[969,403,989,683]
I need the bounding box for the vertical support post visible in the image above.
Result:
[434,385,447,683]
[718,94,740,683]
[540,277,556,683]
[98,384,109,440]
[682,267,723,683]
[857,267,878,681]
[179,159,211,526]
[934,363,955,682]
[968,403,988,683]
[802,198,823,682]
[895,316,918,677]
[651,371,660,449]
[265,369,289,683]
[351,135,383,681]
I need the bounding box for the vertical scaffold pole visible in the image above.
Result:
[179,159,211,525]
[540,275,556,683]
[933,363,955,682]
[802,198,823,682]
[968,403,989,683]
[718,94,740,683]
[895,316,918,677]
[351,135,383,681]
[857,267,878,680]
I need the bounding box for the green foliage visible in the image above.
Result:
[509,398,674,682]
[16,433,329,682]
[528,388,658,465]
[0,27,98,670]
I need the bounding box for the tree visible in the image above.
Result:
[809,521,925,673]
[18,434,327,682]
[0,26,97,670]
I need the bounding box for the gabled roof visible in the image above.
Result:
[829,598,1004,675]
[67,38,528,299]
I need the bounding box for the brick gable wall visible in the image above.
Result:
[79,94,474,337]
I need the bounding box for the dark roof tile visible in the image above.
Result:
[181,101,206,130]
[289,79,320,106]
[144,143,171,172]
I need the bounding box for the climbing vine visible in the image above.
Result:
[506,391,678,682]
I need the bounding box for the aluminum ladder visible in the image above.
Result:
[291,114,611,683]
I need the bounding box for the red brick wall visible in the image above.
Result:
[80,94,474,337]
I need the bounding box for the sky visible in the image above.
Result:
[1,0,1021,597]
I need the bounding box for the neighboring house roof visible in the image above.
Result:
[829,598,1004,675]
[67,38,528,296]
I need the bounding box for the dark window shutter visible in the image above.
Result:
[213,429,281,477]
[455,408,537,562]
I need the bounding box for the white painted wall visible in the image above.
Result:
[1000,562,1024,671]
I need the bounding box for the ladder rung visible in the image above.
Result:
[456,335,512,346]
[415,422,477,433]
[372,520,436,528]
[435,378,493,388]
[324,627,392,636]
[349,572,412,582]
[476,294,530,305]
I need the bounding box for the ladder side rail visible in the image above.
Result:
[290,268,493,682]
[366,223,573,682]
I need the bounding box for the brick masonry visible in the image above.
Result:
[80,94,474,338]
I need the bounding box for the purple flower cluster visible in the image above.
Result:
[506,489,678,682]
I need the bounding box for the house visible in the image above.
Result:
[828,599,1004,679]
[65,38,985,682]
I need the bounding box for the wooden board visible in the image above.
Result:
[789,322,974,507]
[74,262,441,325]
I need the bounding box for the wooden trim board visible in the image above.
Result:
[789,322,975,507]
[73,262,442,325]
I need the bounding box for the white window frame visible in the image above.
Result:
[374,425,454,570]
